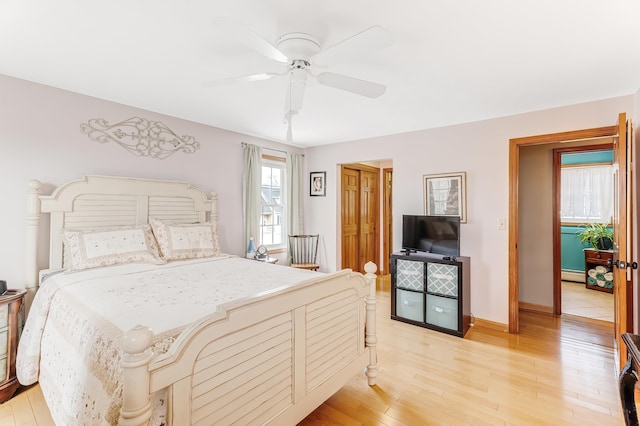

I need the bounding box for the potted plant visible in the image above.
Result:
[577,222,614,250]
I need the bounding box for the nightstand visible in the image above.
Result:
[0,290,26,403]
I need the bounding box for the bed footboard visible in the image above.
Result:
[119,262,378,426]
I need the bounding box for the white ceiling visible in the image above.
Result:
[2,1,640,147]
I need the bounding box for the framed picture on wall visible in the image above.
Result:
[424,172,467,223]
[310,171,326,196]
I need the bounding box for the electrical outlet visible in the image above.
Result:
[498,218,507,230]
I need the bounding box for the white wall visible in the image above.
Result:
[304,96,636,324]
[0,74,301,290]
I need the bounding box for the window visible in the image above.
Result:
[561,164,613,223]
[260,157,286,249]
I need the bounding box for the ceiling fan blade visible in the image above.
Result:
[317,72,386,98]
[212,17,289,63]
[202,72,281,87]
[284,69,307,112]
[311,25,392,66]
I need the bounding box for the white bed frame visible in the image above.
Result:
[25,175,378,426]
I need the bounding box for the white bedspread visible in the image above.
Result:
[17,255,320,425]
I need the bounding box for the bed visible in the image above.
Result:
[19,175,378,425]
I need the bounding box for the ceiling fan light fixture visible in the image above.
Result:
[275,33,321,61]
[285,69,306,113]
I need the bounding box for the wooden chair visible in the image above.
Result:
[289,234,320,271]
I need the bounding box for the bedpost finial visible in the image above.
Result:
[27,179,41,192]
[122,325,154,354]
[364,261,377,275]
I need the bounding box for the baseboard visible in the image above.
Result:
[561,270,585,283]
[519,301,553,314]
[472,317,508,332]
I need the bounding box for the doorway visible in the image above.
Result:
[509,113,633,367]
[554,144,614,322]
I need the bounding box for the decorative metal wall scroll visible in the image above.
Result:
[80,117,200,159]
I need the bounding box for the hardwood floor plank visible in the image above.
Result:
[299,402,362,426]
[402,389,505,426]
[24,385,55,426]
[0,403,16,426]
[7,389,36,425]
[324,392,405,426]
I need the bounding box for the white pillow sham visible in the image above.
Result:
[63,224,164,271]
[149,217,221,261]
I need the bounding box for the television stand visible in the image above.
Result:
[391,251,470,337]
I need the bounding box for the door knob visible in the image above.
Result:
[606,259,637,270]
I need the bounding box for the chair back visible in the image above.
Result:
[288,234,319,270]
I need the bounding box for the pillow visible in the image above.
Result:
[63,225,164,271]
[149,217,221,261]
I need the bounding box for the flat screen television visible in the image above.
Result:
[402,215,460,257]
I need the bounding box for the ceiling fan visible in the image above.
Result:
[204,18,392,141]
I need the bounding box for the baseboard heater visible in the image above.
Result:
[561,269,585,283]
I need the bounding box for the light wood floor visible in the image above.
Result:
[1,278,625,425]
[562,280,614,322]
[300,278,623,425]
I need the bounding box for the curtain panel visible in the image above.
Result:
[560,165,613,223]
[243,144,262,249]
[286,152,304,237]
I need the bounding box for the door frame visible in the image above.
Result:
[551,143,614,316]
[383,168,393,275]
[509,125,617,333]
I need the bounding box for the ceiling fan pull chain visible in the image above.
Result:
[284,110,298,142]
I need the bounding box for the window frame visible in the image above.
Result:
[259,154,287,252]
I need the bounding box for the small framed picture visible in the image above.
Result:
[310,171,326,196]
[424,172,467,223]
